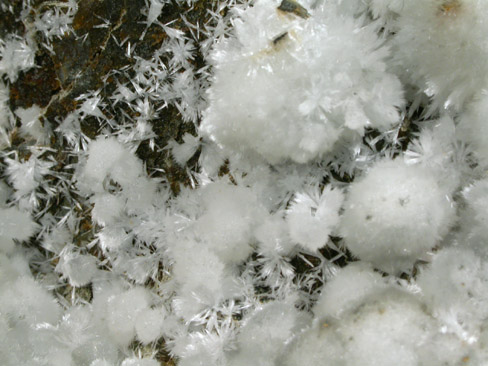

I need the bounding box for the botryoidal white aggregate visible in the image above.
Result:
[2,0,488,365]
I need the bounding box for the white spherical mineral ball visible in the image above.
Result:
[339,158,455,274]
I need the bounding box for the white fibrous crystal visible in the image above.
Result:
[121,358,160,366]
[146,0,165,28]
[78,136,143,193]
[200,0,404,164]
[230,301,304,365]
[171,241,231,319]
[78,137,158,215]
[15,105,50,144]
[90,360,114,366]
[0,207,38,253]
[286,186,343,251]
[0,80,11,133]
[339,158,455,274]
[458,92,488,167]
[255,213,294,255]
[313,262,387,320]
[0,36,36,82]
[0,274,62,326]
[284,273,467,366]
[390,0,488,112]
[193,181,267,263]
[33,0,77,40]
[169,133,200,166]
[135,307,165,344]
[90,193,126,227]
[459,177,488,256]
[368,0,405,19]
[55,247,99,287]
[5,153,53,199]
[106,287,152,346]
[331,291,454,366]
[418,247,488,343]
[4,0,488,364]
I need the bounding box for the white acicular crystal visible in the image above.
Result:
[0,275,62,326]
[15,105,50,143]
[458,92,488,167]
[391,0,488,111]
[339,158,455,274]
[369,0,405,19]
[417,246,488,343]
[55,247,99,287]
[135,307,165,344]
[334,291,456,366]
[0,36,36,82]
[195,181,267,264]
[255,213,295,255]
[90,360,114,366]
[230,301,303,365]
[200,0,404,164]
[90,193,125,227]
[169,133,200,166]
[106,287,152,346]
[121,358,159,366]
[171,241,231,319]
[5,0,488,364]
[286,186,344,251]
[459,177,488,255]
[0,207,38,253]
[79,136,143,193]
[313,262,387,320]
[283,286,459,366]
